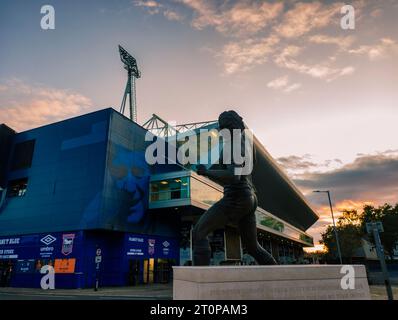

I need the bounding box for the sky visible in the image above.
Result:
[1,0,398,246]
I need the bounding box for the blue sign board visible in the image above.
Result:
[124,233,179,260]
[0,231,83,261]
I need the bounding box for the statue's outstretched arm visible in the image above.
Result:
[196,164,240,184]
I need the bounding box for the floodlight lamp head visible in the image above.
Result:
[118,45,141,78]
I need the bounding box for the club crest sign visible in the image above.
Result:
[148,239,155,255]
[62,234,75,256]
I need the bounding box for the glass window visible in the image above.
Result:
[150,176,189,202]
[255,209,313,246]
[256,212,284,232]
[190,176,223,207]
[7,178,28,197]
[300,233,314,246]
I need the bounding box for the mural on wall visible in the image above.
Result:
[107,143,151,225]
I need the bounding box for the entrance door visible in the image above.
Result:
[157,259,177,283]
[156,259,171,283]
[128,259,140,286]
[143,258,154,284]
[0,260,14,287]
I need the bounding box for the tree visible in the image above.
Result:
[320,204,398,262]
[320,209,362,263]
[360,204,398,260]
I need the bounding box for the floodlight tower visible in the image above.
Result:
[118,45,141,122]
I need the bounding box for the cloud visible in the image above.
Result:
[349,38,398,60]
[0,79,93,131]
[277,154,343,177]
[370,8,383,18]
[134,0,161,8]
[274,45,355,81]
[308,34,355,50]
[133,0,163,14]
[267,76,301,93]
[134,0,184,21]
[277,154,319,171]
[294,151,398,207]
[219,32,355,78]
[274,1,343,38]
[284,150,398,243]
[133,0,394,81]
[283,82,302,93]
[179,0,284,36]
[267,76,289,89]
[220,35,280,74]
[163,9,184,21]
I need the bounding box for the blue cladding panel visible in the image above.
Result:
[0,125,15,188]
[0,109,111,236]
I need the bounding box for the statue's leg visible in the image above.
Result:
[238,213,277,265]
[192,201,228,266]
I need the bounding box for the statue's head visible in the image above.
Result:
[218,110,245,130]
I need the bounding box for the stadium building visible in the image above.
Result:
[0,108,318,288]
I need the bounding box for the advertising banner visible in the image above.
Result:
[54,258,76,273]
[0,232,82,261]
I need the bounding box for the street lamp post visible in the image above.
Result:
[314,190,343,264]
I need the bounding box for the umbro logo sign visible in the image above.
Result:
[40,235,56,245]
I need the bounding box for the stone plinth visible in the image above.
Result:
[173,265,371,300]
